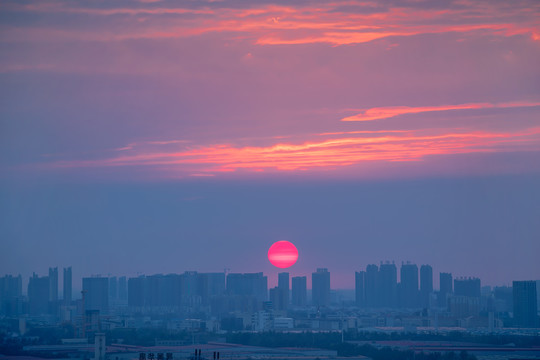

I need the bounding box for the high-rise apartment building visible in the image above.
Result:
[449,277,481,317]
[439,272,452,307]
[118,276,127,303]
[537,280,540,312]
[420,265,433,308]
[128,276,145,307]
[127,272,228,309]
[28,273,50,315]
[143,274,182,307]
[355,271,365,307]
[144,275,165,307]
[494,286,513,313]
[291,276,307,307]
[365,264,378,307]
[49,267,58,302]
[82,277,108,314]
[278,272,289,307]
[454,278,481,298]
[226,272,268,302]
[312,268,330,307]
[513,280,538,328]
[379,262,398,308]
[199,272,226,303]
[180,271,199,304]
[269,286,288,311]
[108,276,118,303]
[0,275,22,316]
[400,263,419,308]
[63,267,72,304]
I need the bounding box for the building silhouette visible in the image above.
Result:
[268,272,289,310]
[439,272,452,307]
[126,272,228,309]
[0,274,22,316]
[269,286,288,311]
[513,280,538,328]
[355,271,365,307]
[365,264,378,307]
[82,277,108,314]
[144,274,170,307]
[128,276,145,307]
[312,268,330,307]
[118,276,127,303]
[454,277,481,297]
[449,277,481,317]
[494,286,513,313]
[278,272,289,307]
[49,267,58,302]
[420,264,433,308]
[181,271,199,305]
[28,273,50,315]
[291,276,307,307]
[108,276,117,303]
[400,263,419,308]
[537,281,540,312]
[63,267,72,304]
[379,262,398,308]
[199,272,226,304]
[226,272,267,302]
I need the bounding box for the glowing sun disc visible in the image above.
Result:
[268,240,298,268]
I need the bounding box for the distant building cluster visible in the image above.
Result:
[1,264,539,335]
[355,263,484,316]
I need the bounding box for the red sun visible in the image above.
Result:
[268,240,298,268]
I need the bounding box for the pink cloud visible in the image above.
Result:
[341,102,540,122]
[45,127,540,176]
[3,1,538,45]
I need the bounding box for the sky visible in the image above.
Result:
[1,0,539,289]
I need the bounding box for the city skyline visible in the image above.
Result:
[2,264,538,342]
[5,261,537,296]
[4,266,539,316]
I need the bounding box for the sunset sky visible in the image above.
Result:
[1,0,539,288]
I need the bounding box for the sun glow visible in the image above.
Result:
[268,241,299,268]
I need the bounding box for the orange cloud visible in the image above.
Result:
[317,130,410,136]
[256,31,405,45]
[4,1,538,45]
[47,127,540,175]
[341,102,540,121]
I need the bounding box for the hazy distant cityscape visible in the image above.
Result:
[2,264,539,331]
[1,264,539,359]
